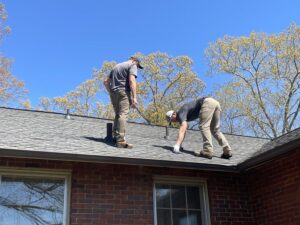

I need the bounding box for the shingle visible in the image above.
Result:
[250,127,300,158]
[1,107,296,170]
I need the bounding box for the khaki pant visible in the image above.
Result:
[199,97,231,153]
[110,89,131,142]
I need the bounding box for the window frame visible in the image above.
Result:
[0,167,71,225]
[153,176,211,225]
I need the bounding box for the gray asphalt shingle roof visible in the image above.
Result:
[0,107,298,171]
[253,127,300,157]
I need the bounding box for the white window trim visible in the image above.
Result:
[0,167,71,225]
[153,176,211,225]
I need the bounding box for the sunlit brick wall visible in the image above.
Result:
[0,157,256,225]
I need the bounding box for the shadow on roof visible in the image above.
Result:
[83,136,115,147]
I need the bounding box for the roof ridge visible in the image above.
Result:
[0,106,270,140]
[270,126,300,141]
[0,106,113,121]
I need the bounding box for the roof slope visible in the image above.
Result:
[239,127,300,170]
[254,127,300,156]
[1,107,297,172]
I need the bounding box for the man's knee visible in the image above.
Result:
[199,124,210,131]
[211,126,220,134]
[119,112,129,120]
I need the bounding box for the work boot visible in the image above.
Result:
[116,141,133,149]
[194,149,213,159]
[221,146,232,159]
[221,152,232,159]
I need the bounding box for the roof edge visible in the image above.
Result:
[238,138,300,171]
[0,148,239,173]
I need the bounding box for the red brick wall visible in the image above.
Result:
[0,157,255,225]
[71,164,154,225]
[208,173,254,225]
[246,149,300,225]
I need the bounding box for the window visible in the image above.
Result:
[0,168,71,225]
[154,177,211,225]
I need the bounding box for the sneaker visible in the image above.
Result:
[116,142,133,149]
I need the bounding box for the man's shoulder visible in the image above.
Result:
[116,61,136,71]
[176,107,187,123]
[115,61,130,68]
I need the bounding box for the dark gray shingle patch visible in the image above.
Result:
[2,107,292,170]
[250,127,300,158]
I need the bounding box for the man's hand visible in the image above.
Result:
[103,77,111,93]
[131,97,137,108]
[173,144,181,154]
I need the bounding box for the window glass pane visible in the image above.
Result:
[172,209,188,225]
[171,185,186,209]
[0,176,65,225]
[156,184,171,208]
[186,186,201,209]
[157,209,172,225]
[188,210,202,225]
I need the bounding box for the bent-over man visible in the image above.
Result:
[165,97,232,159]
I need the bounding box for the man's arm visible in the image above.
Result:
[176,121,188,146]
[129,74,137,108]
[103,77,111,93]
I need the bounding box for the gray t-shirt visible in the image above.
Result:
[109,61,138,92]
[176,98,206,123]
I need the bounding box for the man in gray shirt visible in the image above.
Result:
[166,97,232,159]
[104,56,143,148]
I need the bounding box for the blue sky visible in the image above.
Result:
[1,0,300,106]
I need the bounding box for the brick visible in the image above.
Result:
[0,150,299,225]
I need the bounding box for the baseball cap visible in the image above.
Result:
[130,56,144,69]
[165,110,174,121]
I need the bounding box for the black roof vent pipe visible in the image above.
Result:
[65,109,71,120]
